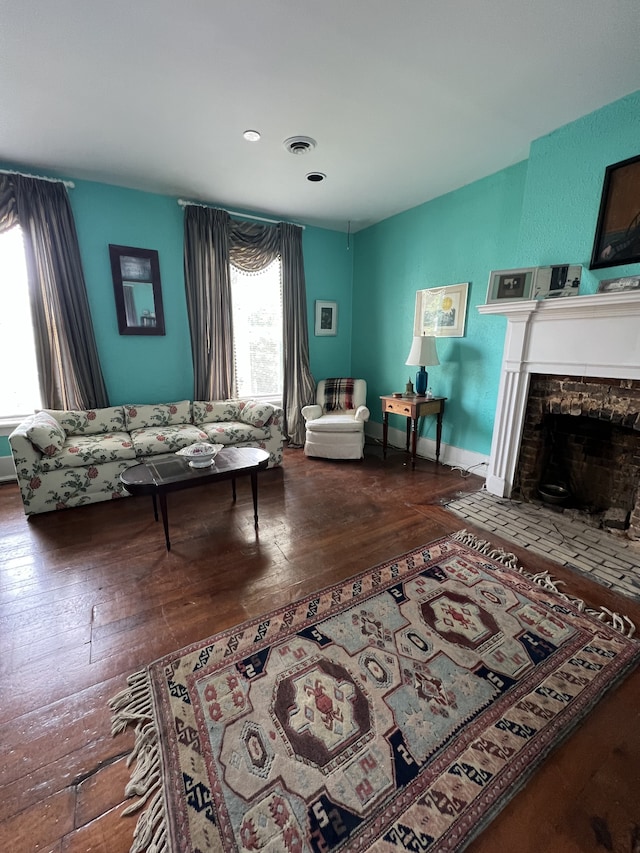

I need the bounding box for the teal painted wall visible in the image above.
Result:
[304,228,354,381]
[352,162,527,455]
[353,88,640,457]
[70,181,192,404]
[516,89,640,290]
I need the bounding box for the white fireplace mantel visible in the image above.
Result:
[478,291,640,497]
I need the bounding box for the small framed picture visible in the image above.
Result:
[597,275,640,293]
[533,265,582,299]
[486,268,536,304]
[315,300,338,336]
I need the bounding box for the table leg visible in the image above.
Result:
[158,491,171,551]
[251,472,259,528]
[231,477,237,503]
[435,408,444,464]
[382,412,389,459]
[151,493,158,521]
[405,418,411,453]
[411,417,418,469]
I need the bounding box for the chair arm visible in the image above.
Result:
[301,404,323,421]
[355,405,370,422]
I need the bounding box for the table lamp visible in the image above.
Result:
[405,335,439,396]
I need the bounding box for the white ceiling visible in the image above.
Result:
[1,0,640,232]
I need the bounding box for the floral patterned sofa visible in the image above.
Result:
[9,398,284,515]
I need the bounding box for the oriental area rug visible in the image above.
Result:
[110,531,640,853]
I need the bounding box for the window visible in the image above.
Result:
[230,258,283,399]
[0,226,41,418]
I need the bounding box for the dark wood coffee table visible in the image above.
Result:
[120,446,270,550]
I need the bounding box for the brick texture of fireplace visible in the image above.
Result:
[512,374,640,538]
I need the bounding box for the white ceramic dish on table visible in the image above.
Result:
[175,442,224,468]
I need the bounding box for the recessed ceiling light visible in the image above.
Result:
[243,130,261,142]
[306,172,326,182]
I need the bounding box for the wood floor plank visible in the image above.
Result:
[74,757,133,830]
[1,445,638,853]
[60,805,134,853]
[0,788,75,853]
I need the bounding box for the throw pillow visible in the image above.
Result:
[193,400,241,424]
[124,400,191,430]
[26,412,66,457]
[239,400,275,428]
[50,406,126,435]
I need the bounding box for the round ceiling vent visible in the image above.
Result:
[283,136,317,155]
[306,172,326,182]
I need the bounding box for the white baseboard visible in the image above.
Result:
[0,455,16,483]
[365,421,489,478]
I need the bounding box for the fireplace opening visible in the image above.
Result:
[536,414,636,522]
[512,374,640,537]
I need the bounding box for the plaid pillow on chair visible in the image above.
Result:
[323,378,355,411]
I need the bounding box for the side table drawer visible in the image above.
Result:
[384,399,414,416]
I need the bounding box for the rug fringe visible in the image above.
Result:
[452,529,636,638]
[109,669,170,853]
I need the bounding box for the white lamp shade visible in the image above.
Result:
[405,335,440,367]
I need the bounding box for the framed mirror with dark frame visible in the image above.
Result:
[109,244,166,335]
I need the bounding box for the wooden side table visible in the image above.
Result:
[381,395,446,469]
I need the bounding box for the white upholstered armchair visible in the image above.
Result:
[301,378,370,459]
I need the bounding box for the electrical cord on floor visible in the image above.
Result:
[447,461,489,478]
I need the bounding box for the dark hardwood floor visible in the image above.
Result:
[1,443,639,853]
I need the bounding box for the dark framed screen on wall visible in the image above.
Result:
[590,154,640,270]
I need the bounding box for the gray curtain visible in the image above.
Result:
[183,206,234,400]
[183,206,315,443]
[280,223,315,445]
[0,174,108,410]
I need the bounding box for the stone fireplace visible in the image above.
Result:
[477,291,640,537]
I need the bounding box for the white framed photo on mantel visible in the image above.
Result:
[533,265,582,299]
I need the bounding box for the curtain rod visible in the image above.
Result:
[177,198,304,229]
[0,168,74,189]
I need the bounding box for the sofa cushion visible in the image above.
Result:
[129,424,208,457]
[46,406,126,435]
[40,432,137,471]
[26,412,67,457]
[200,421,270,445]
[124,400,191,430]
[193,400,241,424]
[239,400,276,427]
